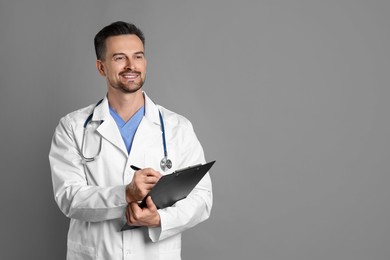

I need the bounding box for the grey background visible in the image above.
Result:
[1,0,389,259]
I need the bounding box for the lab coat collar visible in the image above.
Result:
[91,91,161,125]
[89,91,161,156]
[91,96,110,122]
[143,92,161,126]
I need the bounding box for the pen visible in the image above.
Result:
[130,165,141,171]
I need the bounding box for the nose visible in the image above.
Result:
[124,57,135,71]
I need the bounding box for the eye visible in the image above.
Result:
[135,54,144,60]
[113,55,126,61]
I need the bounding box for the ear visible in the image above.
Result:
[96,60,106,76]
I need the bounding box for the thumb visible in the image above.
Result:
[146,196,157,210]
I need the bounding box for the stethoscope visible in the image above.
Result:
[80,99,172,171]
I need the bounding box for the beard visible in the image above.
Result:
[109,73,146,94]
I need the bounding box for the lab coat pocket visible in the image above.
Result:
[67,240,96,260]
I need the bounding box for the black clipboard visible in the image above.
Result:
[121,160,215,231]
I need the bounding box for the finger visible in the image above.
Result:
[135,182,155,190]
[130,201,141,213]
[142,168,162,178]
[145,196,157,211]
[144,176,160,184]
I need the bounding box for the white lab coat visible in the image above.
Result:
[49,92,212,260]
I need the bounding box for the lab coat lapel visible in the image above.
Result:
[92,97,128,156]
[130,93,162,161]
[90,93,162,157]
[131,117,161,152]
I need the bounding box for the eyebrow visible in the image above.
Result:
[112,51,145,57]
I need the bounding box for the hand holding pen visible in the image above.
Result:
[125,165,162,203]
[125,165,162,228]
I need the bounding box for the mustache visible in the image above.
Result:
[120,70,141,75]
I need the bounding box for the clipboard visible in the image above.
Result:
[121,160,215,231]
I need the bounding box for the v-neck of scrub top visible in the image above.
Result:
[109,106,145,154]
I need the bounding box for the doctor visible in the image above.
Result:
[49,21,212,260]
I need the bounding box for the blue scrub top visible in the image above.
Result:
[109,106,145,154]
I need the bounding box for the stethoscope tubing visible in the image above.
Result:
[81,100,172,171]
[158,111,168,158]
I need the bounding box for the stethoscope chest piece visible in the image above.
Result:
[160,156,172,171]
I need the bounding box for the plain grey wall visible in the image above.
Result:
[1,0,389,259]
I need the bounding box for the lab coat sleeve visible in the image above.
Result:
[49,116,127,222]
[148,119,213,242]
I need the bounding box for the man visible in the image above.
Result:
[49,21,212,260]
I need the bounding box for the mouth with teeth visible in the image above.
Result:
[120,71,140,81]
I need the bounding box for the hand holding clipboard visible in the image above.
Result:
[122,161,215,231]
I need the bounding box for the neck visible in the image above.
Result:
[107,89,145,122]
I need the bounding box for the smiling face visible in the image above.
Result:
[96,34,147,94]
